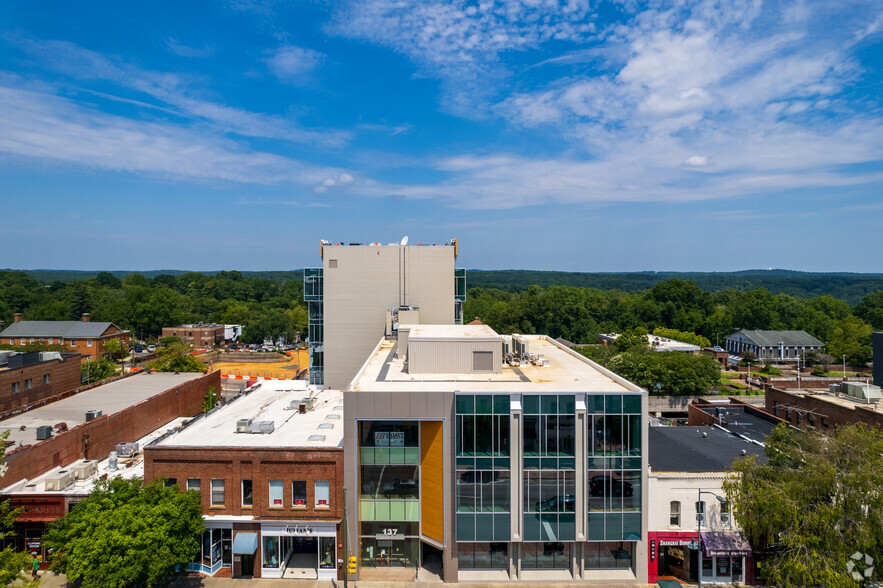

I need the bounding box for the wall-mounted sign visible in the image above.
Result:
[285,525,314,535]
[659,538,697,547]
[375,431,405,447]
[650,539,656,561]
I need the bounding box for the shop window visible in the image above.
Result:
[292,481,306,506]
[670,501,681,526]
[457,542,508,569]
[585,542,634,570]
[315,481,330,507]
[186,479,201,492]
[320,536,336,570]
[242,480,253,506]
[262,536,280,569]
[269,480,283,507]
[521,541,570,569]
[211,479,225,506]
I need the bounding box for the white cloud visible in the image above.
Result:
[0,81,349,186]
[264,45,324,81]
[682,155,710,168]
[165,38,215,58]
[15,38,348,147]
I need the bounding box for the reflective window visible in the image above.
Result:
[292,480,306,506]
[585,542,634,570]
[521,542,571,569]
[210,479,224,506]
[269,480,283,507]
[523,470,575,542]
[458,542,508,569]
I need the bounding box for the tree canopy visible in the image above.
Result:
[0,431,31,585]
[724,424,883,587]
[45,477,204,588]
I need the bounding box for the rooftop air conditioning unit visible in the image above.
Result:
[36,426,52,440]
[301,397,314,410]
[85,410,102,421]
[115,442,138,457]
[236,418,252,433]
[71,460,96,479]
[248,420,275,434]
[829,383,842,395]
[45,470,74,491]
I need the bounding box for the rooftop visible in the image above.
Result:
[727,329,823,347]
[1,417,189,496]
[0,320,125,339]
[773,387,883,417]
[691,404,781,443]
[352,334,639,394]
[0,372,202,448]
[599,333,700,352]
[151,380,343,449]
[405,324,499,340]
[649,425,768,472]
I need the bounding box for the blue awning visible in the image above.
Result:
[232,532,258,554]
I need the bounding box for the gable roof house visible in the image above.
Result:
[723,329,823,361]
[0,314,130,362]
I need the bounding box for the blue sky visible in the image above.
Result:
[1,0,882,272]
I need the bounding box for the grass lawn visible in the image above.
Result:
[721,376,748,389]
[818,371,859,377]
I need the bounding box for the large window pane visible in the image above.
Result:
[315,481,330,506]
[211,479,224,506]
[522,542,570,569]
[586,542,634,570]
[269,480,283,507]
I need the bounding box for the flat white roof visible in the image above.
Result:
[404,324,500,340]
[352,334,638,394]
[2,417,189,495]
[152,380,344,448]
[0,372,202,448]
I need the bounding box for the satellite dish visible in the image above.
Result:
[400,236,409,246]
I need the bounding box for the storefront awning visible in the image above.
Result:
[232,532,258,554]
[701,531,752,557]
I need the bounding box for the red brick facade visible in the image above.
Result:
[162,325,225,349]
[765,386,883,430]
[143,444,344,579]
[1,371,220,484]
[0,354,82,412]
[2,324,130,362]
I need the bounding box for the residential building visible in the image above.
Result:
[0,313,130,362]
[0,351,81,413]
[723,330,823,361]
[162,323,226,348]
[344,324,649,583]
[143,380,344,580]
[304,238,465,389]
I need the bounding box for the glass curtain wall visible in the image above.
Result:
[456,394,511,559]
[586,394,641,567]
[304,267,323,386]
[359,421,420,567]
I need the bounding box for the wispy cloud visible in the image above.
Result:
[13,37,349,147]
[165,38,215,58]
[264,45,324,82]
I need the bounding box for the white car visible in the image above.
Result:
[147,345,156,353]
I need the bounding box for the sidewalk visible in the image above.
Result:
[37,571,655,587]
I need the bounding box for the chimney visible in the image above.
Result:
[81,313,90,322]
[14,313,22,323]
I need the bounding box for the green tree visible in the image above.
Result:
[202,385,218,413]
[0,430,31,585]
[651,327,711,348]
[824,316,874,366]
[855,290,883,330]
[724,424,883,587]
[607,351,721,395]
[103,338,126,361]
[148,340,204,372]
[81,358,119,383]
[614,327,649,352]
[45,477,205,588]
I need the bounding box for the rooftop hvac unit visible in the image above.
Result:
[85,409,102,421]
[36,426,52,440]
[248,420,275,434]
[235,418,252,433]
[45,470,74,491]
[71,460,96,479]
[301,397,314,410]
[829,383,841,395]
[115,442,138,457]
[108,451,118,471]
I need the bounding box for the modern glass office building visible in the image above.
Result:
[344,325,648,583]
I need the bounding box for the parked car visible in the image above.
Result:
[381,479,418,498]
[134,346,143,353]
[147,345,156,353]
[535,495,576,512]
[589,475,633,497]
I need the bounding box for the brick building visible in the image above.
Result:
[765,386,883,430]
[143,380,344,580]
[0,313,130,362]
[162,323,226,348]
[0,351,81,413]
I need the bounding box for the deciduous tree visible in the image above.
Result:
[725,424,883,587]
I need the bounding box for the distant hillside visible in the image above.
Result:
[7,268,882,304]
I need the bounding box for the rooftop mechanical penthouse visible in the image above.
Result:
[343,324,649,583]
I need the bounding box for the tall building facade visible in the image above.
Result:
[304,239,465,389]
[344,325,649,583]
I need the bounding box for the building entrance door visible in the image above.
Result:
[420,542,444,581]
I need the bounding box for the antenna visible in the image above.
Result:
[400,236,409,246]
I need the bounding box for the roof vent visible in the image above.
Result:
[36,426,52,440]
[108,451,118,470]
[702,431,708,438]
[115,442,138,457]
[236,418,252,433]
[249,420,275,434]
[85,410,102,421]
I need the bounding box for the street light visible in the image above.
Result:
[697,489,727,588]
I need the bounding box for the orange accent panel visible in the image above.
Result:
[420,421,445,544]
